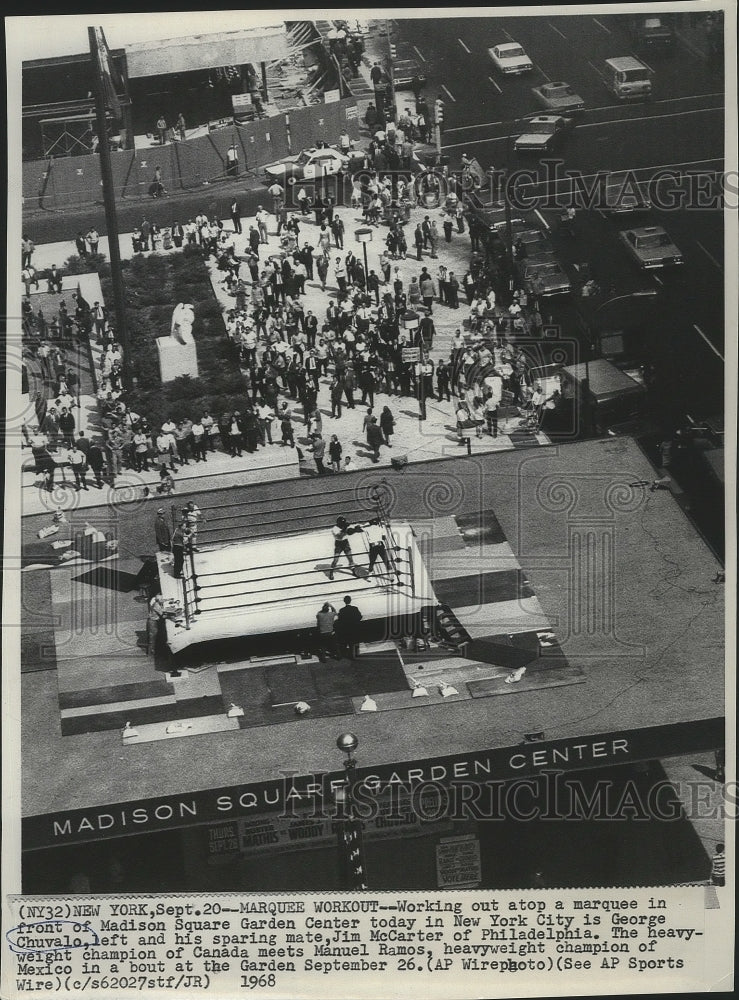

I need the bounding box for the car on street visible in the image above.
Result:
[488,42,534,74]
[618,225,684,269]
[264,146,351,185]
[463,192,525,234]
[393,57,427,89]
[628,15,676,50]
[531,81,585,111]
[520,254,572,297]
[513,115,574,153]
[600,173,652,215]
[510,224,553,257]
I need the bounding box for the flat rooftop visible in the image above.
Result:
[20,437,724,830]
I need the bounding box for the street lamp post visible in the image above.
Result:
[355,226,373,288]
[335,733,368,890]
[385,19,397,123]
[402,309,425,420]
[503,130,515,295]
[88,27,130,387]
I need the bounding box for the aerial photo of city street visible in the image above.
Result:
[6,7,733,895]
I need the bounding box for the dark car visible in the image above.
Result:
[510,223,553,257]
[520,254,572,297]
[463,192,526,237]
[618,225,684,269]
[599,172,652,216]
[393,58,427,89]
[629,15,676,50]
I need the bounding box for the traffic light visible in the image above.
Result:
[435,98,445,127]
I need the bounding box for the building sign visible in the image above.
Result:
[23,718,723,850]
[206,821,240,865]
[345,104,359,120]
[436,834,481,888]
[234,788,456,856]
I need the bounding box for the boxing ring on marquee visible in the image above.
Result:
[157,484,436,656]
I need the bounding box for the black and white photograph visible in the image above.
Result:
[2,5,735,997]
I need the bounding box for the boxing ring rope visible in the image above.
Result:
[180,544,199,630]
[191,547,412,616]
[174,484,393,550]
[191,575,409,616]
[194,553,408,590]
[169,481,417,626]
[368,482,415,600]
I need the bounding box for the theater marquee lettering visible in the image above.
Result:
[24,719,723,850]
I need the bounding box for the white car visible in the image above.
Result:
[488,42,534,75]
[264,147,349,185]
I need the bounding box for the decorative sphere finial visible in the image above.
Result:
[336,733,359,755]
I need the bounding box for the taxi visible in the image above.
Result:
[514,115,574,153]
[264,146,352,185]
[531,81,585,111]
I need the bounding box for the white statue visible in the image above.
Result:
[170,303,195,345]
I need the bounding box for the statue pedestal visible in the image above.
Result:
[156,337,199,383]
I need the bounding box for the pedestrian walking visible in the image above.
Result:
[329,434,343,472]
[484,394,498,437]
[316,255,329,291]
[68,443,89,490]
[366,416,384,462]
[331,215,345,249]
[380,405,395,445]
[87,439,106,488]
[414,223,424,261]
[311,432,326,475]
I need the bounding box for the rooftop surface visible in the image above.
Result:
[20,436,724,820]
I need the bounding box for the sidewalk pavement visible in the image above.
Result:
[21,197,549,521]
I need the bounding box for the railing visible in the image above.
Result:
[179,543,199,629]
[169,483,413,621]
[371,480,414,599]
[181,484,387,549]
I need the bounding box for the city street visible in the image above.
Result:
[401,13,725,404]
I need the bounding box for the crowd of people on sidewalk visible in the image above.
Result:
[21,122,554,494]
